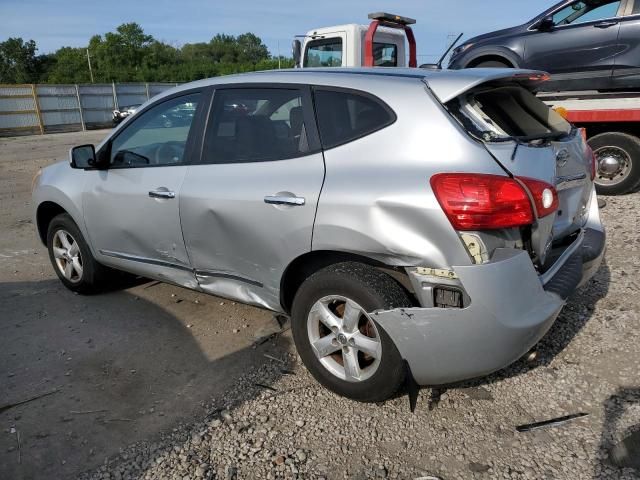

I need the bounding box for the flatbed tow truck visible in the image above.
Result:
[293,12,640,195]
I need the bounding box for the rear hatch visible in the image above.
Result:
[426,71,594,266]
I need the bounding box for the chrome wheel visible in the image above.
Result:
[52,229,83,283]
[594,146,632,186]
[307,295,382,383]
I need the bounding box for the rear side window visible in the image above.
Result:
[202,88,313,164]
[447,85,571,140]
[313,89,396,149]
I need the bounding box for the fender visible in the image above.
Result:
[32,162,96,256]
[460,46,522,69]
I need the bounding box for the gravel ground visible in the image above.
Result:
[77,194,640,480]
[1,132,639,480]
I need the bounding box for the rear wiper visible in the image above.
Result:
[485,131,570,160]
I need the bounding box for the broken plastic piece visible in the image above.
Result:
[414,267,458,279]
[516,412,588,432]
[404,360,419,413]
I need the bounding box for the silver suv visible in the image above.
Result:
[33,68,605,402]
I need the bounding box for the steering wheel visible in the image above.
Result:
[153,141,185,165]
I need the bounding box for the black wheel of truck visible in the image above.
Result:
[291,262,412,402]
[589,132,640,195]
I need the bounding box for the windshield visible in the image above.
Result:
[303,37,399,67]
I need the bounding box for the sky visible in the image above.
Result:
[0,0,556,62]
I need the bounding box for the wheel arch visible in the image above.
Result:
[466,54,516,68]
[36,201,69,245]
[280,250,412,314]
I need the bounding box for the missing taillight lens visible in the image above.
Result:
[517,177,559,219]
[430,173,534,230]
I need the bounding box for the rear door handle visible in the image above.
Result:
[264,195,305,206]
[594,20,619,28]
[149,189,176,199]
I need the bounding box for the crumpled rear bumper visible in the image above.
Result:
[372,190,606,386]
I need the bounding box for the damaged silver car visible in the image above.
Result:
[33,68,605,402]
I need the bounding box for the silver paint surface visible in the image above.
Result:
[180,154,326,311]
[373,188,604,386]
[33,68,605,386]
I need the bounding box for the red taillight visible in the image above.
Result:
[430,173,534,230]
[431,173,559,230]
[517,177,559,218]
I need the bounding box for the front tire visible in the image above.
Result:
[47,213,110,294]
[589,132,640,195]
[291,262,412,402]
[473,60,511,68]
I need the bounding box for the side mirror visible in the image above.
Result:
[537,15,555,32]
[70,144,97,169]
[292,39,302,68]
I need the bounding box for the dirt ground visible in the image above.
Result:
[1,131,639,480]
[0,131,289,479]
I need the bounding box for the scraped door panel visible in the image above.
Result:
[180,86,325,311]
[83,91,204,288]
[83,167,196,287]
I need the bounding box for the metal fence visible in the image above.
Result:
[0,82,179,137]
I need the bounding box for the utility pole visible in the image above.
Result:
[86,48,94,83]
[277,41,281,69]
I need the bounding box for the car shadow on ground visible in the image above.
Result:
[0,279,290,480]
[596,387,640,478]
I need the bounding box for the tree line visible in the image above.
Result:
[0,23,293,84]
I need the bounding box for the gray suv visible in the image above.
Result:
[449,0,640,92]
[33,68,605,402]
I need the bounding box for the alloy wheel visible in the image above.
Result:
[307,295,382,383]
[52,229,83,283]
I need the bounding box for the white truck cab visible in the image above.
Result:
[294,13,418,69]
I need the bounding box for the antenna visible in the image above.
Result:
[436,32,464,69]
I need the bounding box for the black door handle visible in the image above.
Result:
[594,20,619,28]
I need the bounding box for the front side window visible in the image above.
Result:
[203,88,310,163]
[304,38,343,67]
[552,0,621,26]
[110,93,200,167]
[373,43,398,67]
[313,89,396,149]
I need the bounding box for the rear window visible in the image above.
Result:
[304,38,343,67]
[373,42,398,67]
[313,89,396,149]
[447,85,571,140]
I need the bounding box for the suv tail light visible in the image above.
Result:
[517,177,559,219]
[430,173,558,231]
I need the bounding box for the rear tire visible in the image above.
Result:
[47,213,110,294]
[473,60,511,68]
[589,132,640,195]
[291,262,412,402]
